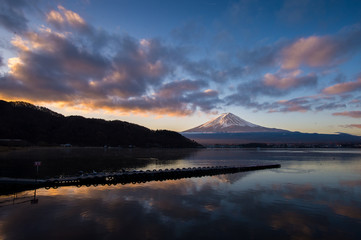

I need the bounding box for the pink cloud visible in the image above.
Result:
[333,111,361,118]
[281,25,361,70]
[263,70,317,90]
[322,77,361,95]
[281,36,336,69]
[277,104,308,113]
[339,123,361,131]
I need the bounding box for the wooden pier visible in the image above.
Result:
[0,164,280,194]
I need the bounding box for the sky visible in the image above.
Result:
[0,0,361,135]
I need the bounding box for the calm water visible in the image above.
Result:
[1,148,361,239]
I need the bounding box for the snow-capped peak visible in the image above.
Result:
[183,113,288,133]
[182,112,272,133]
[200,113,259,129]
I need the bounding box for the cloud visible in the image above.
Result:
[0,6,222,116]
[340,124,361,129]
[349,97,361,107]
[58,5,85,26]
[263,70,317,90]
[234,22,361,74]
[332,111,361,118]
[226,89,349,114]
[1,30,109,99]
[102,79,221,115]
[156,79,208,98]
[225,25,361,113]
[322,77,361,95]
[224,68,318,110]
[224,92,264,110]
[281,24,361,69]
[270,94,351,113]
[46,5,87,31]
[1,3,360,118]
[314,102,346,111]
[98,37,171,98]
[270,97,312,113]
[0,0,31,33]
[281,36,336,69]
[46,9,64,25]
[227,24,361,114]
[179,57,246,83]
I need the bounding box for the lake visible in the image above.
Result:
[1,148,361,239]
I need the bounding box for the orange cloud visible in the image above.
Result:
[10,35,30,51]
[46,5,86,29]
[58,5,85,26]
[322,78,361,95]
[0,15,221,117]
[46,10,64,24]
[7,57,23,75]
[332,111,361,118]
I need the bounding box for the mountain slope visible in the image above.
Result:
[0,100,201,148]
[182,132,361,145]
[183,113,287,133]
[182,112,361,145]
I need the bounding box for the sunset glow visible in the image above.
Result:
[1,0,361,135]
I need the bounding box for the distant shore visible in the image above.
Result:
[1,143,361,155]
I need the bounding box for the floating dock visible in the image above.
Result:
[0,164,280,194]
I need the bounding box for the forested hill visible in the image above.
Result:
[0,100,201,148]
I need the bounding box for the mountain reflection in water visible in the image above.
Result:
[1,148,361,240]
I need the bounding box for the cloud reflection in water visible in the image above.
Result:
[1,152,361,240]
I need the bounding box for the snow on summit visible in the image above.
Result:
[183,113,286,133]
[200,113,258,128]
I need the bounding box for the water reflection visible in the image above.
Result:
[1,149,361,239]
[0,158,361,239]
[0,189,38,207]
[0,147,200,178]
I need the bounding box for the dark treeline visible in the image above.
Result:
[0,100,201,148]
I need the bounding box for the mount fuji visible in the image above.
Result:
[181,113,361,145]
[183,113,287,133]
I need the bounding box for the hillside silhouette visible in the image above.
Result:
[0,100,201,148]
